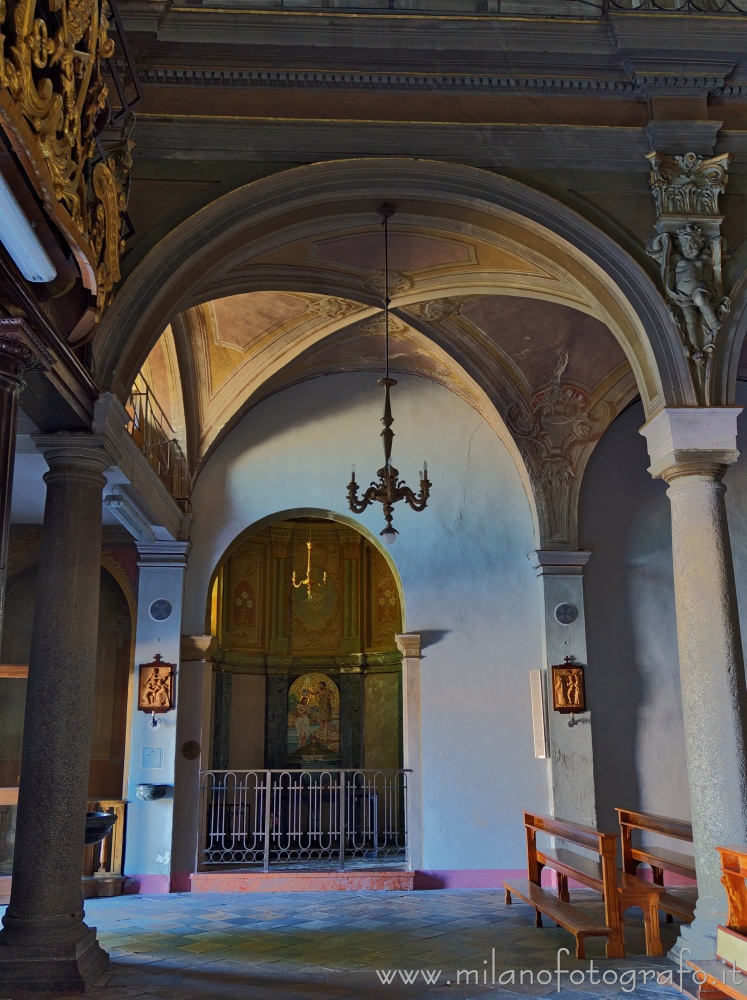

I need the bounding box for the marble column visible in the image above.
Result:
[641,407,747,959]
[0,320,50,640]
[396,633,422,870]
[530,550,596,825]
[0,436,111,991]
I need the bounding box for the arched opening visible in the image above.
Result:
[207,514,403,773]
[198,514,408,872]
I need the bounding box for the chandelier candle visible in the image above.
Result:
[346,204,431,545]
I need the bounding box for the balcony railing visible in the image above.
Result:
[209,0,747,14]
[126,374,190,504]
[199,769,409,870]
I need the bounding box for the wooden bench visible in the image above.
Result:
[685,845,747,1000]
[617,808,697,923]
[504,811,665,960]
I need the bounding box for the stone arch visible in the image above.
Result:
[95,159,693,418]
[714,266,747,405]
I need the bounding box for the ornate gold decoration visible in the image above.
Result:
[0,0,132,328]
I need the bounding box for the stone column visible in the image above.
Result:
[641,407,747,959]
[0,320,51,640]
[396,633,422,870]
[530,550,596,825]
[172,635,219,885]
[0,436,111,991]
[124,540,189,893]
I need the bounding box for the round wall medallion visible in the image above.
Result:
[149,599,173,622]
[554,603,578,626]
[182,740,201,761]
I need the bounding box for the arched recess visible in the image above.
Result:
[0,564,133,799]
[203,509,405,774]
[94,159,694,419]
[206,507,405,630]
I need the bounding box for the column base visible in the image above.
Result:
[670,915,721,962]
[0,925,108,992]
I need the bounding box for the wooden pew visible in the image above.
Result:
[616,808,697,923]
[686,845,747,1000]
[504,811,665,960]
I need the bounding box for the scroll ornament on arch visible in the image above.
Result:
[645,151,731,405]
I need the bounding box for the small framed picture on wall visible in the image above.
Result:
[138,654,174,713]
[551,661,586,714]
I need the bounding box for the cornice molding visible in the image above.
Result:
[136,65,638,94]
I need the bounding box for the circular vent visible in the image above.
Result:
[149,598,173,622]
[554,603,578,626]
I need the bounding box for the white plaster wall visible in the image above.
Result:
[184,372,547,870]
[580,401,687,830]
[580,388,747,831]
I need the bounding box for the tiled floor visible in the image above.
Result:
[1,890,694,1000]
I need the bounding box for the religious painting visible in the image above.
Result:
[138,655,175,713]
[287,672,340,761]
[551,662,586,714]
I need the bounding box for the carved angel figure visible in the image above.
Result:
[647,224,730,355]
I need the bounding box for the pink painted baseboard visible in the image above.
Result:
[414,869,526,889]
[191,871,416,892]
[122,874,171,894]
[117,865,697,895]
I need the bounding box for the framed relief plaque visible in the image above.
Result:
[138,654,174,713]
[551,660,586,714]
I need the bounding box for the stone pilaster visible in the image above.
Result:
[172,634,220,881]
[0,436,111,991]
[0,319,53,640]
[530,550,595,826]
[641,406,747,959]
[124,540,189,892]
[396,633,422,870]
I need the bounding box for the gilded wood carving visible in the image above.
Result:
[0,0,132,327]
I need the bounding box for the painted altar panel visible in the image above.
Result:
[287,672,341,762]
[367,548,401,653]
[227,538,268,651]
[288,535,342,656]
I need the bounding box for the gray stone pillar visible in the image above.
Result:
[0,436,111,991]
[396,633,422,870]
[641,407,747,959]
[530,550,595,825]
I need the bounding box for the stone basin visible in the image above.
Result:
[85,811,118,846]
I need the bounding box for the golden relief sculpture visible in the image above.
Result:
[0,0,132,329]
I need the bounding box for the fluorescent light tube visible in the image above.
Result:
[104,493,156,544]
[0,170,57,282]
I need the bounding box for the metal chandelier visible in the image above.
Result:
[346,204,431,545]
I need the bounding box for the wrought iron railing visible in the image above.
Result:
[126,374,190,503]
[199,769,409,870]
